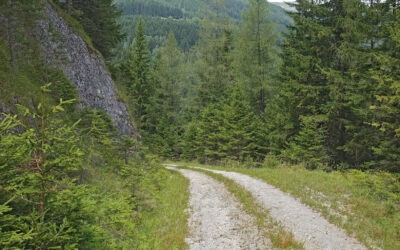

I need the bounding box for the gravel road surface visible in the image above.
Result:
[167,166,270,250]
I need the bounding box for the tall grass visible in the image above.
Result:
[134,168,189,250]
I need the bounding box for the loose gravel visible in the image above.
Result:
[167,166,270,250]
[199,168,367,250]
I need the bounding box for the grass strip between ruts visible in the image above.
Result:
[180,166,305,250]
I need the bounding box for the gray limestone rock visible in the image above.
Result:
[36,3,135,136]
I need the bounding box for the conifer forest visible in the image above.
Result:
[0,0,399,249]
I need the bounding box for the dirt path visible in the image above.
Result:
[166,166,270,250]
[198,168,367,250]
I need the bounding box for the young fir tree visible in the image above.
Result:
[127,18,153,131]
[181,120,202,160]
[0,85,87,248]
[270,0,331,165]
[232,0,279,114]
[0,114,34,247]
[283,115,330,169]
[194,103,227,162]
[222,84,268,161]
[185,84,267,163]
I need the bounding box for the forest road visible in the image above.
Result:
[192,167,367,250]
[166,166,271,250]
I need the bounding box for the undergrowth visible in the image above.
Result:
[84,162,189,250]
[132,167,189,250]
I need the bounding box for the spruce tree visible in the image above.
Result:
[0,85,86,248]
[269,0,330,165]
[222,85,268,161]
[283,115,330,169]
[128,18,153,130]
[194,103,227,162]
[0,114,33,247]
[185,84,267,163]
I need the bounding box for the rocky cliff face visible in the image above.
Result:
[36,3,135,136]
[0,102,8,121]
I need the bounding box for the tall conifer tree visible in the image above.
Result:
[128,18,153,130]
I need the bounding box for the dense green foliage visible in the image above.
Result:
[116,0,184,19]
[266,0,400,171]
[183,85,268,162]
[123,0,280,162]
[117,15,200,55]
[0,81,184,248]
[1,87,119,248]
[118,0,399,172]
[147,32,186,157]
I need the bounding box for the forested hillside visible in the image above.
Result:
[113,0,292,61]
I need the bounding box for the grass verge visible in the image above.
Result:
[194,163,399,250]
[183,166,304,249]
[134,167,189,250]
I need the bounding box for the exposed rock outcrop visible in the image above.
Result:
[0,102,7,121]
[36,3,135,136]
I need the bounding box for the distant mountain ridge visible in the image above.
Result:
[114,0,293,57]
